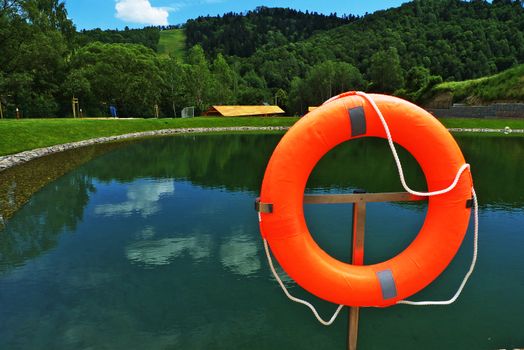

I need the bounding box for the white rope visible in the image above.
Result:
[355,92,471,197]
[397,188,479,305]
[260,92,479,325]
[263,238,344,326]
[355,91,479,306]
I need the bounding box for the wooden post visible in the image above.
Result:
[72,97,79,118]
[303,191,424,350]
[0,101,3,119]
[348,195,366,350]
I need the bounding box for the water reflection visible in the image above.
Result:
[455,136,524,209]
[220,231,261,276]
[1,133,523,275]
[0,172,94,273]
[126,233,212,267]
[0,141,130,225]
[84,134,280,192]
[94,180,175,218]
[0,133,522,350]
[78,134,524,208]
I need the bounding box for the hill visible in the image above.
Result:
[158,29,186,61]
[235,0,523,96]
[185,6,354,58]
[77,27,160,51]
[423,64,524,106]
[1,0,523,118]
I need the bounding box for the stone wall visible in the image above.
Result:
[429,103,524,118]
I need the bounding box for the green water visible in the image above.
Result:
[0,134,523,349]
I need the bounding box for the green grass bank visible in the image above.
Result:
[0,117,298,156]
[425,64,524,105]
[1,116,523,157]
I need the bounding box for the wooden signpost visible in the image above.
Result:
[72,97,79,118]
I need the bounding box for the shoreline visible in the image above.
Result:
[0,126,289,172]
[1,126,523,173]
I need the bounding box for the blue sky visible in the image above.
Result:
[65,0,408,30]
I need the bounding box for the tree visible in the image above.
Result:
[287,61,366,114]
[0,0,72,117]
[274,88,287,107]
[237,70,269,105]
[161,57,187,117]
[210,54,236,105]
[67,42,164,117]
[368,47,405,93]
[185,45,212,113]
[405,66,430,92]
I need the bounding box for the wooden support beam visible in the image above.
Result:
[304,192,425,205]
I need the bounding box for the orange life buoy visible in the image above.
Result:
[258,92,473,307]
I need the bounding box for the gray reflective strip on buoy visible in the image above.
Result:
[349,106,366,137]
[376,269,397,300]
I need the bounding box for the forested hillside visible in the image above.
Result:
[0,0,522,118]
[231,0,524,111]
[185,6,355,58]
[77,27,160,51]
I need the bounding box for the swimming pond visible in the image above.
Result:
[0,133,523,349]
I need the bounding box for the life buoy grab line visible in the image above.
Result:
[258,92,473,307]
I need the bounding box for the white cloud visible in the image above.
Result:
[115,0,170,26]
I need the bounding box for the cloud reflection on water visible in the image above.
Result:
[95,180,174,218]
[125,226,263,278]
[126,234,212,266]
[219,232,261,277]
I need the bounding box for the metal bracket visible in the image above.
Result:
[255,198,273,213]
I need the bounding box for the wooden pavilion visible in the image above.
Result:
[204,105,285,117]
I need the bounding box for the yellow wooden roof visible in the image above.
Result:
[209,105,285,117]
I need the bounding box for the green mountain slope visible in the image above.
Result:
[237,0,523,92]
[424,64,524,106]
[158,29,186,61]
[184,7,353,58]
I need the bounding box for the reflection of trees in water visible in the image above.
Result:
[1,133,522,273]
[84,134,281,192]
[455,136,524,209]
[84,134,524,209]
[0,173,94,273]
[0,141,128,273]
[307,138,427,193]
[0,141,129,224]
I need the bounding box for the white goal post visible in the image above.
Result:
[181,106,195,118]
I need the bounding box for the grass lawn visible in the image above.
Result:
[0,117,298,156]
[158,29,186,61]
[438,117,524,130]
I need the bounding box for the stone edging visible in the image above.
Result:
[447,127,524,134]
[1,126,523,173]
[0,126,289,172]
